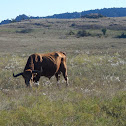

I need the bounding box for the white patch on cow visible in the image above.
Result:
[66,77,69,86]
[57,80,60,85]
[41,67,43,72]
[57,81,60,88]
[67,77,69,81]
[34,82,39,86]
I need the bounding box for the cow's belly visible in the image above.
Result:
[41,64,57,78]
[39,56,60,78]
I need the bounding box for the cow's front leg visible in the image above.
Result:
[34,81,39,87]
[33,75,40,87]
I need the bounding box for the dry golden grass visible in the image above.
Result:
[0,17,126,54]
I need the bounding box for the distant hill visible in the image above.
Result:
[81,8,126,17]
[0,8,126,25]
[45,12,80,19]
[0,19,12,25]
[45,8,126,19]
[0,14,42,25]
[81,13,105,18]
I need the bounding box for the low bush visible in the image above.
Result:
[117,33,126,38]
[76,30,91,37]
[101,28,107,35]
[67,30,75,35]
[16,29,33,33]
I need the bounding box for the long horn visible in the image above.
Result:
[13,72,23,77]
[32,70,41,74]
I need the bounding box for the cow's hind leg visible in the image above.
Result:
[60,63,69,87]
[55,73,60,87]
[61,68,69,87]
[63,72,69,87]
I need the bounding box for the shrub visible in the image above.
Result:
[71,23,76,27]
[101,28,107,35]
[117,33,126,38]
[76,30,91,37]
[67,30,75,35]
[16,29,33,33]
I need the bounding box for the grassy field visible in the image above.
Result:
[0,17,126,126]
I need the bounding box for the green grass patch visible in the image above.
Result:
[0,89,126,126]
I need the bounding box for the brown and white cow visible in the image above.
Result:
[13,51,68,87]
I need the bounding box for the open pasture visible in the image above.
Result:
[0,18,126,125]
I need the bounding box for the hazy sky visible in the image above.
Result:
[0,0,125,22]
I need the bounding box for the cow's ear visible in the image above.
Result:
[54,53,59,57]
[60,51,66,56]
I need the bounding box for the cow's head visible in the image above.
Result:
[13,69,40,87]
[22,69,34,87]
